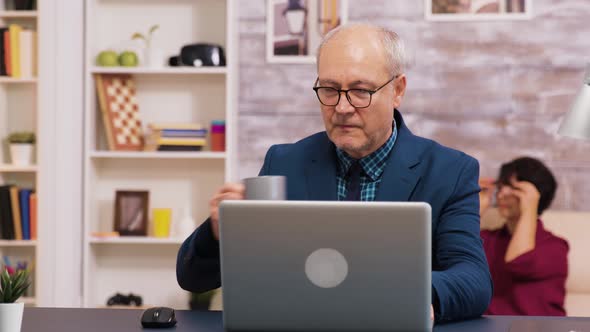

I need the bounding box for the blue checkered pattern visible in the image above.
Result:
[336,121,397,201]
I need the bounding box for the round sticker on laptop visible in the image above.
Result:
[305,248,348,288]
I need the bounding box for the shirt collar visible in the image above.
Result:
[336,119,397,181]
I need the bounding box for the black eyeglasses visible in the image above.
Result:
[312,75,399,108]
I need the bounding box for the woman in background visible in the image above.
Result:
[480,156,568,316]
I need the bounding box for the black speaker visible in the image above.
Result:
[180,43,226,67]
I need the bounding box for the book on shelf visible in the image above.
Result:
[147,123,206,131]
[0,24,37,78]
[0,185,15,239]
[18,29,35,78]
[0,185,35,240]
[145,123,208,152]
[157,138,207,146]
[157,145,204,152]
[9,24,20,78]
[3,27,11,76]
[91,231,120,239]
[159,129,208,138]
[30,192,36,240]
[0,27,6,76]
[9,186,22,240]
[19,189,32,240]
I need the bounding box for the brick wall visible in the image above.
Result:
[237,0,590,211]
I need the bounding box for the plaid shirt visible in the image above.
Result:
[335,121,397,201]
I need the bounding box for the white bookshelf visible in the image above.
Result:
[0,11,38,19]
[0,4,40,305]
[0,77,37,83]
[0,240,37,247]
[89,236,184,245]
[89,151,226,160]
[82,0,237,310]
[0,164,38,172]
[89,66,227,75]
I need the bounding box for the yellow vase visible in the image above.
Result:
[153,208,172,238]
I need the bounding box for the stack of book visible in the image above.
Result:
[145,123,208,152]
[0,24,37,78]
[0,185,37,240]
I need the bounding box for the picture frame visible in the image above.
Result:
[113,190,149,236]
[425,0,532,21]
[266,0,349,64]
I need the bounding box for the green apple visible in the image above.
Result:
[96,50,119,67]
[119,51,139,67]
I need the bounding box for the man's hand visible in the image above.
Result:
[478,178,495,215]
[431,304,434,324]
[209,183,245,240]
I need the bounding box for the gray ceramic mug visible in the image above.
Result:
[243,176,286,200]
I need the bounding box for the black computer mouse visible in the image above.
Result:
[140,306,177,328]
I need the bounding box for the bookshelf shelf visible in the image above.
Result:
[0,11,38,18]
[89,67,227,75]
[89,237,184,245]
[0,164,38,172]
[0,77,37,84]
[89,151,226,160]
[0,240,37,247]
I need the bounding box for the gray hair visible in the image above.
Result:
[316,22,407,77]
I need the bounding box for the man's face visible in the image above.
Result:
[316,28,406,159]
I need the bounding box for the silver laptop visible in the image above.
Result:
[218,200,432,332]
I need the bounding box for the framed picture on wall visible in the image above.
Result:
[267,0,348,64]
[426,0,532,21]
[113,190,149,236]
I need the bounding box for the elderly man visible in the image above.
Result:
[177,23,492,323]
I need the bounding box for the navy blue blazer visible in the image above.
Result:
[177,110,493,323]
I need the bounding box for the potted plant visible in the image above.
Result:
[0,268,31,332]
[131,24,162,68]
[7,131,35,166]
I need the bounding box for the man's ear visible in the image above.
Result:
[393,75,407,108]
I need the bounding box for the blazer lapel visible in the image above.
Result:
[376,110,422,202]
[305,133,338,201]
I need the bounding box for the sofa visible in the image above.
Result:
[481,208,590,317]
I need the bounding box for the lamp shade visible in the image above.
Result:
[285,9,306,34]
[558,66,590,140]
[284,0,306,35]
